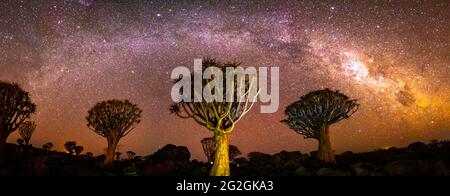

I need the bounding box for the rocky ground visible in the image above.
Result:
[2,141,450,176]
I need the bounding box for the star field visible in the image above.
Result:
[0,0,449,160]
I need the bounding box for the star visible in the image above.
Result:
[0,0,448,160]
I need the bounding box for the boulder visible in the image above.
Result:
[234,157,248,167]
[370,171,388,176]
[274,151,304,161]
[34,154,49,176]
[192,166,209,176]
[351,162,378,171]
[385,160,417,176]
[140,160,176,176]
[416,160,431,176]
[123,164,138,176]
[407,142,428,152]
[295,166,314,176]
[282,159,302,169]
[148,144,191,162]
[341,151,354,156]
[354,167,371,176]
[316,168,333,176]
[432,161,450,176]
[247,152,272,163]
[331,169,352,176]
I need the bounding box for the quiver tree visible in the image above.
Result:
[17,138,24,146]
[0,81,36,167]
[42,142,53,151]
[281,89,359,163]
[86,100,142,166]
[64,141,77,155]
[201,137,216,164]
[170,58,259,176]
[228,145,242,161]
[115,152,122,160]
[19,121,36,146]
[126,151,136,160]
[74,146,84,155]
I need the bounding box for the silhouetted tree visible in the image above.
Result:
[282,89,359,163]
[126,151,136,160]
[17,138,25,146]
[42,142,53,151]
[86,100,142,166]
[201,137,241,163]
[74,146,84,155]
[201,137,216,164]
[16,138,25,154]
[86,152,94,157]
[0,81,36,167]
[19,121,36,146]
[115,152,122,160]
[229,145,242,161]
[64,141,77,155]
[170,58,259,176]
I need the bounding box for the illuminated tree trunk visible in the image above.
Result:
[210,133,230,176]
[104,139,118,166]
[317,125,335,163]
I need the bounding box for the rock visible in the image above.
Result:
[416,160,431,176]
[351,162,364,169]
[234,157,248,167]
[192,167,209,176]
[264,164,274,170]
[123,164,138,176]
[316,168,333,176]
[95,154,106,162]
[370,171,388,176]
[432,161,450,176]
[247,152,272,164]
[295,166,314,176]
[354,167,371,176]
[331,169,352,176]
[148,144,191,162]
[362,162,378,171]
[351,162,377,171]
[34,154,49,176]
[388,147,397,151]
[141,160,176,176]
[341,151,354,156]
[273,156,283,165]
[282,159,302,169]
[385,160,417,176]
[274,151,304,160]
[408,142,428,152]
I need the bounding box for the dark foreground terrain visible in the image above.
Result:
[2,140,450,176]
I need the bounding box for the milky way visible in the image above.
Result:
[0,0,449,160]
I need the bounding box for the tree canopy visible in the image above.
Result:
[87,100,142,139]
[19,121,36,145]
[0,81,36,138]
[282,89,359,139]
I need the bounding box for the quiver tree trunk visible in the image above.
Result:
[210,133,230,176]
[104,139,118,166]
[317,125,335,163]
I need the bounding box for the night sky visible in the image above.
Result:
[1,0,449,160]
